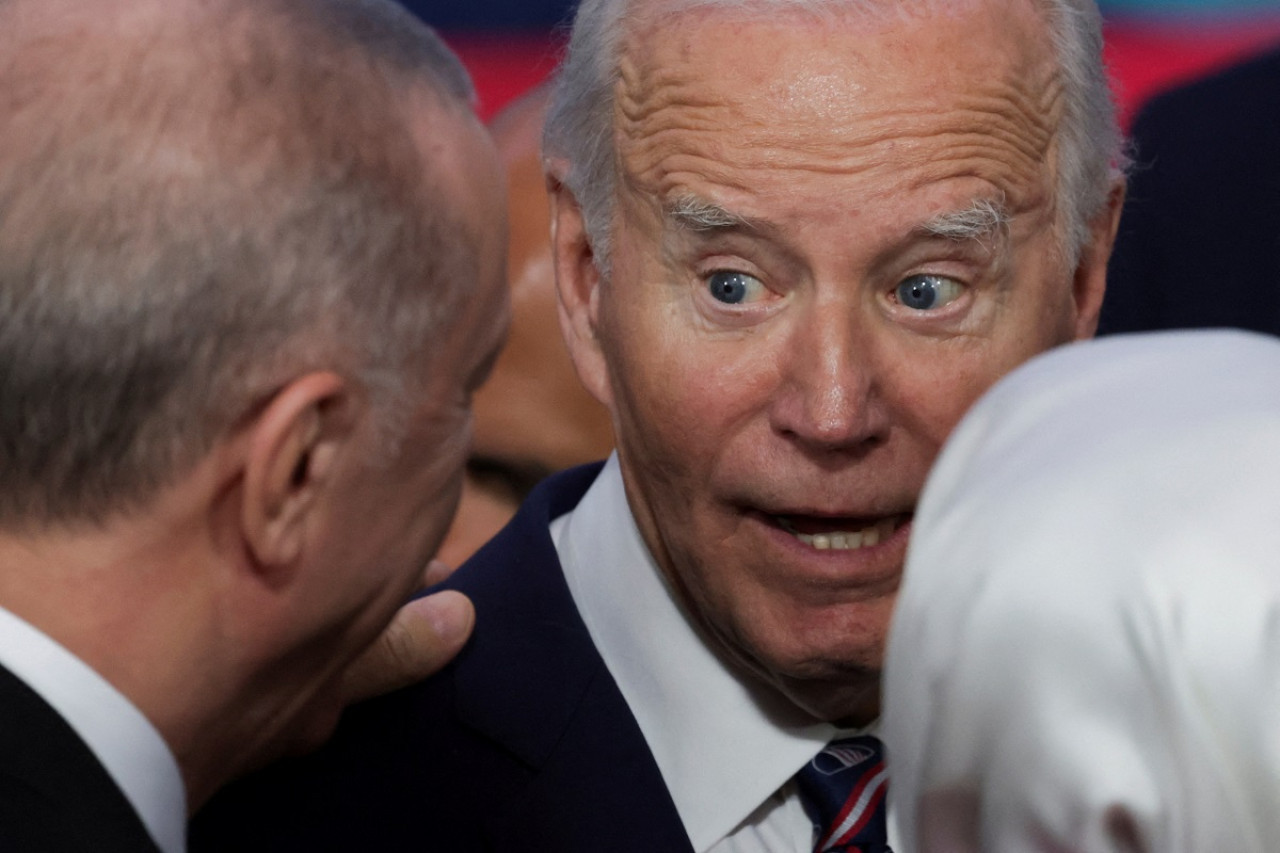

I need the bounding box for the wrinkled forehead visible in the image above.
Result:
[618,0,1054,61]
[613,0,1063,207]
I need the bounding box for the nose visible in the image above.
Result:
[769,301,890,454]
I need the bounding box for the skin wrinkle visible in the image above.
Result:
[624,107,1055,186]
[556,0,1118,725]
[615,53,726,131]
[654,208,1027,364]
[654,187,1037,290]
[616,7,1064,205]
[621,117,1057,224]
[545,0,1123,280]
[662,193,1014,288]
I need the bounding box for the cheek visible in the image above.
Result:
[602,314,776,484]
[887,328,1056,449]
[600,266,780,441]
[874,349,983,452]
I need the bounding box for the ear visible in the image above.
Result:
[547,165,613,409]
[240,372,352,580]
[1069,179,1126,340]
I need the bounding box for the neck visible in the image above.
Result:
[0,511,243,812]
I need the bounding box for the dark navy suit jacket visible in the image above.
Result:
[0,663,161,852]
[191,463,695,852]
[1102,46,1280,336]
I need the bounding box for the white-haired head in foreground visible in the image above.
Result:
[885,329,1280,852]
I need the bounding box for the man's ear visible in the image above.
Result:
[240,372,351,580]
[1070,180,1126,340]
[547,166,613,409]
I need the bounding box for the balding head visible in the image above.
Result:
[0,0,483,527]
[0,0,511,807]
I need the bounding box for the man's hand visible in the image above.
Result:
[281,561,474,757]
[337,570,474,705]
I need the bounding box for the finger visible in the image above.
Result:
[339,589,475,706]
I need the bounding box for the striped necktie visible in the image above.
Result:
[795,735,892,853]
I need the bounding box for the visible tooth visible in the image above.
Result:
[781,518,900,551]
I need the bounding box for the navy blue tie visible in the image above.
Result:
[795,735,892,853]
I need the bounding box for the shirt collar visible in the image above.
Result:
[553,455,838,851]
[0,605,187,853]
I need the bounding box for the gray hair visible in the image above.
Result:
[544,0,1126,272]
[0,0,479,527]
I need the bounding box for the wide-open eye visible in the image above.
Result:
[707,270,766,305]
[894,274,964,311]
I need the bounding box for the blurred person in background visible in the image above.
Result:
[437,83,614,569]
[1101,45,1280,336]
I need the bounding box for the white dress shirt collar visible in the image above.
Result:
[553,455,840,851]
[0,605,187,853]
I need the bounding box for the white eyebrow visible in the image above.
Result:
[920,198,1011,244]
[663,193,1010,249]
[665,194,752,232]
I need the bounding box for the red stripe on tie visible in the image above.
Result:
[816,760,887,851]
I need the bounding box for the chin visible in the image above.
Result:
[759,601,892,671]
[775,660,885,724]
[738,634,886,725]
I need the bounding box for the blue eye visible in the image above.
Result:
[708,271,764,305]
[895,274,963,311]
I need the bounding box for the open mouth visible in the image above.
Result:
[773,513,911,551]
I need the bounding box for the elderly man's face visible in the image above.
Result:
[554,0,1116,722]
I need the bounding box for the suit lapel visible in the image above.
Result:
[448,464,695,852]
[0,664,162,853]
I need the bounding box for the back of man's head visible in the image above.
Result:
[0,0,509,808]
[0,0,478,528]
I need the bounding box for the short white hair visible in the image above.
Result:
[544,0,1125,273]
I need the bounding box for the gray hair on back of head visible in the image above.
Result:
[544,0,1126,274]
[0,0,479,527]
